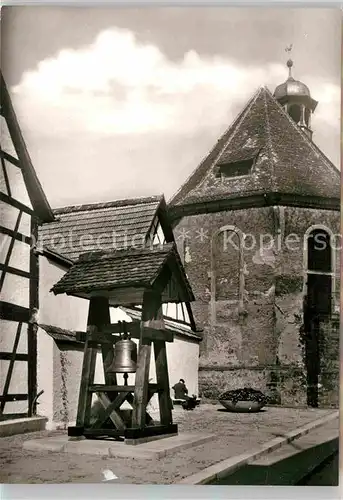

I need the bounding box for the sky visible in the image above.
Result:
[1,6,341,209]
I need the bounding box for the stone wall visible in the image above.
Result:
[318,315,340,408]
[174,205,340,407]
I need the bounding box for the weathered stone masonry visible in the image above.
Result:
[174,205,340,406]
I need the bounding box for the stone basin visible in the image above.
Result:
[219,400,264,413]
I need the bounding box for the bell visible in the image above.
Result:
[109,334,137,374]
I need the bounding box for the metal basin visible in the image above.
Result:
[219,400,264,412]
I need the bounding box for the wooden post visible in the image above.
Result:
[87,297,116,385]
[131,290,162,428]
[28,217,39,417]
[153,307,173,425]
[75,326,97,428]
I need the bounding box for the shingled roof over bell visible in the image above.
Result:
[51,242,194,303]
[169,86,340,207]
[39,195,173,262]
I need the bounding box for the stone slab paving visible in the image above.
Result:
[23,432,216,459]
[0,404,336,484]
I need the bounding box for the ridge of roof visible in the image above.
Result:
[168,87,264,205]
[53,194,164,215]
[77,242,175,263]
[263,87,277,191]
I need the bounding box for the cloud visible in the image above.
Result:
[10,27,340,206]
[12,27,292,136]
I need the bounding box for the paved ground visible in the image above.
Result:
[0,404,335,484]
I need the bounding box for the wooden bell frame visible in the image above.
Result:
[68,289,177,444]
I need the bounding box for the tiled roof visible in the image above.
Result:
[38,324,83,344]
[39,195,163,262]
[169,86,340,206]
[51,243,194,301]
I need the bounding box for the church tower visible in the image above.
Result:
[169,63,340,409]
[274,59,318,139]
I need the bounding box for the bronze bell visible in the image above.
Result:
[109,333,137,374]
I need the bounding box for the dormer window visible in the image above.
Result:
[217,158,255,179]
[215,147,259,180]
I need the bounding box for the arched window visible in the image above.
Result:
[289,104,301,124]
[211,226,244,308]
[307,229,331,273]
[304,108,311,127]
[304,226,334,317]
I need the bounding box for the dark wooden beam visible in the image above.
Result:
[75,325,98,428]
[88,384,159,393]
[28,217,39,416]
[0,210,22,291]
[0,226,32,245]
[82,428,123,438]
[0,149,21,168]
[91,391,130,429]
[131,290,155,428]
[87,297,116,387]
[124,423,178,440]
[0,263,30,279]
[0,353,28,361]
[0,322,23,412]
[99,321,174,342]
[1,72,55,222]
[41,248,74,268]
[0,192,34,216]
[0,301,30,323]
[0,393,28,402]
[1,154,11,196]
[96,392,126,431]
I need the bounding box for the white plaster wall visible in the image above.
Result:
[0,237,30,272]
[51,346,104,429]
[0,319,28,354]
[37,330,105,429]
[37,326,54,424]
[5,161,32,208]
[39,256,89,331]
[0,201,31,236]
[1,273,29,308]
[0,321,29,415]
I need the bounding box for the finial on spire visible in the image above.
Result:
[285,44,293,78]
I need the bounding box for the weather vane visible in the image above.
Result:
[285,43,293,54]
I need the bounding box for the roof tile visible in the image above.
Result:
[170,87,340,206]
[51,243,194,302]
[39,196,162,262]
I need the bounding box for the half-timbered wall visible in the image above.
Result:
[0,111,36,418]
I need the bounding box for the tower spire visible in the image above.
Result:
[274,45,318,140]
[285,44,294,78]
